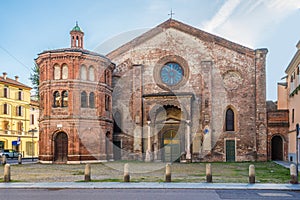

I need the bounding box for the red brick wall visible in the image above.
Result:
[37,50,114,163]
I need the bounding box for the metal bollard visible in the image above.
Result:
[290,163,298,184]
[206,163,212,183]
[18,155,22,165]
[249,164,255,184]
[84,164,91,182]
[165,163,171,182]
[124,163,130,182]
[2,156,6,165]
[4,164,11,182]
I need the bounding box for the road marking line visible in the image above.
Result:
[258,193,292,197]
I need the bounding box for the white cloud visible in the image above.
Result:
[267,0,300,10]
[203,0,241,32]
[202,0,300,48]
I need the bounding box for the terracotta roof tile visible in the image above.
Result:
[0,76,31,89]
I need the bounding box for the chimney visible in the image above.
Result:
[3,72,7,80]
[15,76,19,82]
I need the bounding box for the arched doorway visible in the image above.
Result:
[271,135,283,160]
[54,132,68,163]
[154,105,183,162]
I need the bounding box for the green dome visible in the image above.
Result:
[71,22,82,32]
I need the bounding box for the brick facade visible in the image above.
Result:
[36,24,114,163]
[266,101,289,161]
[108,19,268,162]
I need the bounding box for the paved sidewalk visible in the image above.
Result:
[0,182,300,190]
[274,161,300,170]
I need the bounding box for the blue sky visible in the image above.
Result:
[0,0,299,100]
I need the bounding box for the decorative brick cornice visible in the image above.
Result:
[107,19,256,59]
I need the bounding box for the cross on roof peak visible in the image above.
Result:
[168,9,175,19]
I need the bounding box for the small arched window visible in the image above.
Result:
[54,64,61,80]
[62,64,68,79]
[62,91,68,107]
[76,36,79,47]
[225,108,235,131]
[89,92,95,108]
[81,65,87,80]
[89,66,95,81]
[53,91,60,107]
[81,91,87,108]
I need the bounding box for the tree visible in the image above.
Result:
[29,62,40,98]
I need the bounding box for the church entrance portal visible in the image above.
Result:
[163,129,181,162]
[271,136,283,161]
[153,105,183,162]
[54,132,68,163]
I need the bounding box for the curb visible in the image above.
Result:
[1,182,300,190]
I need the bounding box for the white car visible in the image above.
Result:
[0,149,22,159]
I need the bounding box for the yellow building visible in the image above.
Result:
[0,72,38,158]
[279,40,300,162]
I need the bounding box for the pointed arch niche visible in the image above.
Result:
[224,106,238,132]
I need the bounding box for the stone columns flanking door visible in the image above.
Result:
[185,120,191,162]
[145,121,152,162]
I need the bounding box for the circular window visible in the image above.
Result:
[160,62,184,86]
[154,55,189,90]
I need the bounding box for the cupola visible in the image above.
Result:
[70,22,84,49]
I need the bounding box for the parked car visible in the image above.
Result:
[0,149,22,159]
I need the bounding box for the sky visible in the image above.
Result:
[0,0,299,101]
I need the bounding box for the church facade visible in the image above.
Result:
[37,19,268,163]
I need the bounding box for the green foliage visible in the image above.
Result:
[29,62,40,98]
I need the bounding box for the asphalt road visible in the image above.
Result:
[0,189,300,200]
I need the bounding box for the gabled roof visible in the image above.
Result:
[0,76,31,90]
[107,19,255,59]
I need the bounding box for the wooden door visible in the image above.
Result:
[54,132,68,162]
[163,130,180,162]
[226,140,235,162]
